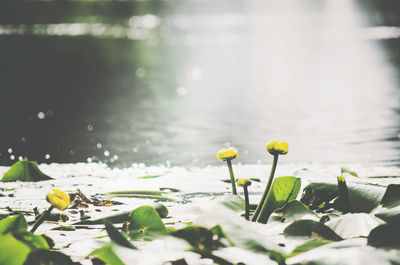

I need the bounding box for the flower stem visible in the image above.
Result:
[226,159,237,195]
[30,205,54,233]
[243,186,250,220]
[251,154,279,222]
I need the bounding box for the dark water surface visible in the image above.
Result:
[1,0,400,167]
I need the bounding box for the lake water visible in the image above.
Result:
[1,0,400,167]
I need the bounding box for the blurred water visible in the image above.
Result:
[1,0,400,167]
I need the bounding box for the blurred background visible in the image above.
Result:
[1,0,400,167]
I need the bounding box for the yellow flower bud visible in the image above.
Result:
[266,141,288,155]
[237,178,252,187]
[217,147,238,161]
[46,189,70,211]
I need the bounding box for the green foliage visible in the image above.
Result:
[138,174,163,179]
[127,206,167,239]
[90,245,126,265]
[280,200,319,221]
[368,223,400,248]
[1,160,52,182]
[107,190,175,201]
[105,222,137,249]
[257,176,301,223]
[340,167,359,178]
[23,249,77,265]
[288,239,333,257]
[284,220,342,241]
[210,195,245,213]
[380,184,400,207]
[0,233,31,265]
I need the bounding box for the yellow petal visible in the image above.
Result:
[46,189,70,211]
[217,147,238,161]
[237,178,252,187]
[266,141,288,155]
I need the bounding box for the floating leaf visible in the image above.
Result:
[0,233,31,265]
[107,190,175,201]
[152,203,169,218]
[301,182,387,213]
[1,160,52,182]
[325,213,384,239]
[138,174,163,179]
[51,226,76,231]
[374,205,400,224]
[381,184,400,207]
[90,244,125,265]
[0,214,28,235]
[73,212,130,225]
[368,223,400,249]
[280,200,319,222]
[284,220,342,241]
[210,195,245,213]
[288,239,333,257]
[24,249,76,265]
[257,176,301,223]
[127,206,167,239]
[105,222,137,249]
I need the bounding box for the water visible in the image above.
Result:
[1,0,400,167]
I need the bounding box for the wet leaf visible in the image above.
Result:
[0,214,28,235]
[301,182,387,213]
[374,205,400,224]
[257,176,301,223]
[280,200,319,222]
[90,244,125,265]
[288,239,333,257]
[381,184,400,207]
[51,226,76,231]
[0,233,31,265]
[127,206,167,239]
[23,249,77,265]
[325,213,384,239]
[368,223,400,249]
[287,239,400,265]
[152,202,169,218]
[1,160,52,182]
[104,222,137,249]
[73,212,130,225]
[138,174,163,179]
[210,195,245,213]
[284,220,342,241]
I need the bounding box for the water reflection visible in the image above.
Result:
[0,0,400,167]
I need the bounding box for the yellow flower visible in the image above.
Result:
[237,178,252,187]
[266,141,288,155]
[217,147,238,161]
[46,189,70,210]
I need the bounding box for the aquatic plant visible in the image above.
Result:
[30,189,70,233]
[237,178,252,220]
[252,141,288,221]
[217,147,239,195]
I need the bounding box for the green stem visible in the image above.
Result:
[243,186,250,220]
[226,159,237,195]
[251,154,279,222]
[337,176,352,213]
[30,205,54,233]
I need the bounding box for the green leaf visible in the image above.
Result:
[288,239,333,257]
[211,195,245,213]
[105,222,137,249]
[127,206,167,238]
[106,191,175,202]
[73,212,130,225]
[374,205,400,224]
[368,223,400,248]
[0,214,28,235]
[1,160,52,182]
[280,200,319,222]
[340,167,359,178]
[51,226,76,231]
[284,220,342,241]
[325,213,384,239]
[90,244,126,265]
[302,182,387,213]
[16,232,49,250]
[0,233,31,265]
[257,176,301,223]
[138,174,163,179]
[23,249,76,265]
[152,203,169,218]
[381,184,400,207]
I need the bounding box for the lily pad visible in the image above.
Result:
[325,213,384,239]
[280,200,319,222]
[284,220,342,241]
[1,160,52,182]
[288,239,333,257]
[374,205,400,224]
[381,184,400,207]
[127,206,167,239]
[257,176,301,223]
[105,222,137,249]
[368,223,400,249]
[24,250,76,265]
[138,174,163,179]
[0,233,31,265]
[90,244,125,265]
